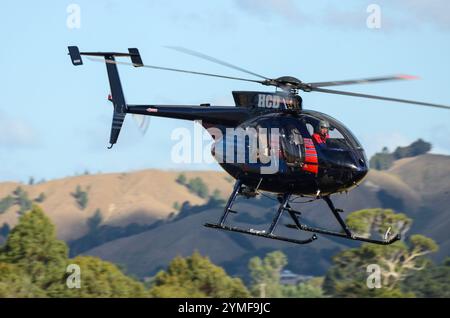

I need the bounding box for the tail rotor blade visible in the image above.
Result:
[132,114,150,135]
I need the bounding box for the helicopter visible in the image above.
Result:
[68,46,450,246]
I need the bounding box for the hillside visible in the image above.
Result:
[1,154,448,280]
[387,154,450,257]
[82,154,449,279]
[0,170,232,240]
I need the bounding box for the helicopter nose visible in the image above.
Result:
[351,158,368,185]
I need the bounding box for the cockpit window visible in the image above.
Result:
[302,114,353,150]
[309,112,363,150]
[306,122,314,136]
[328,128,344,139]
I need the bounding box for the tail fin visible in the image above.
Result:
[68,46,143,148]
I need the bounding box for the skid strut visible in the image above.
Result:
[205,181,400,246]
[205,180,317,245]
[285,195,401,245]
[219,179,242,227]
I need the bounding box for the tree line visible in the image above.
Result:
[0,204,448,297]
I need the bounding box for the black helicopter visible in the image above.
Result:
[68,46,450,246]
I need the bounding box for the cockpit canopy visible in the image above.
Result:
[236,110,367,170]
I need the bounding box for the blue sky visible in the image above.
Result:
[0,0,449,182]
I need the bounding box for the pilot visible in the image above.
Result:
[312,120,330,145]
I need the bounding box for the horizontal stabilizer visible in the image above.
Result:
[67,46,144,67]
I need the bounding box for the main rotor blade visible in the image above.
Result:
[311,87,450,110]
[165,46,270,80]
[308,74,419,88]
[86,56,265,85]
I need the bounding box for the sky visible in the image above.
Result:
[0,0,449,182]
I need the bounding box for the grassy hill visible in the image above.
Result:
[0,170,233,241]
[1,154,448,280]
[81,154,449,279]
[387,154,450,259]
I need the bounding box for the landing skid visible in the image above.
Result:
[204,223,317,244]
[204,180,401,246]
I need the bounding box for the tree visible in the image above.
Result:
[177,175,210,199]
[0,205,151,298]
[0,205,69,295]
[249,251,287,297]
[401,258,450,298]
[369,152,394,170]
[207,189,226,208]
[346,208,412,239]
[393,139,431,160]
[72,185,89,210]
[12,186,33,215]
[187,177,209,198]
[63,256,148,298]
[87,209,103,231]
[0,196,15,214]
[176,173,187,185]
[323,209,438,297]
[281,278,325,298]
[34,192,46,203]
[369,139,432,170]
[210,189,222,200]
[0,262,46,297]
[149,251,250,298]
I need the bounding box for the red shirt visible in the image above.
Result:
[312,133,329,144]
